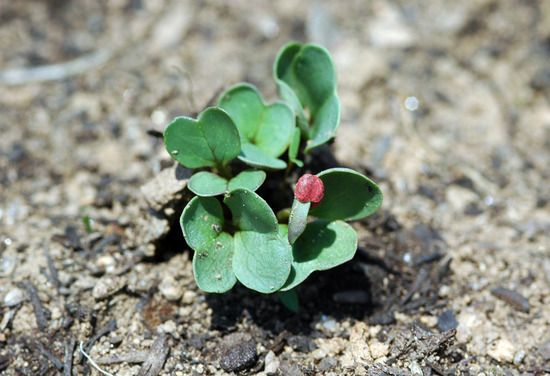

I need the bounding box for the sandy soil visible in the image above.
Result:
[0,0,549,375]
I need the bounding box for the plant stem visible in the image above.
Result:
[216,163,232,179]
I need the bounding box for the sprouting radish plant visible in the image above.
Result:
[163,42,382,310]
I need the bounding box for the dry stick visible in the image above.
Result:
[96,352,149,365]
[137,335,170,376]
[19,281,48,332]
[44,245,61,290]
[64,337,76,376]
[0,51,111,86]
[36,341,64,370]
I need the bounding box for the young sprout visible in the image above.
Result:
[162,42,383,311]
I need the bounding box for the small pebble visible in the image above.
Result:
[538,340,550,361]
[182,290,196,304]
[287,335,315,352]
[264,350,279,375]
[219,333,257,372]
[159,275,183,301]
[3,288,24,307]
[437,309,458,332]
[488,338,515,363]
[92,276,126,300]
[409,361,423,375]
[513,350,525,365]
[318,357,337,371]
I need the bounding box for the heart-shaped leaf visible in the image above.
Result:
[274,43,341,152]
[239,143,287,170]
[164,107,241,169]
[188,170,266,197]
[224,189,292,293]
[281,220,357,291]
[180,196,236,293]
[227,170,266,192]
[233,231,292,293]
[224,189,278,233]
[188,172,228,197]
[309,168,383,221]
[218,84,294,169]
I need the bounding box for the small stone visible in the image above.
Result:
[320,315,337,332]
[369,341,389,359]
[488,338,515,363]
[278,361,304,376]
[513,350,525,365]
[159,275,182,301]
[157,320,178,337]
[264,351,279,375]
[287,335,315,353]
[318,357,337,371]
[92,276,126,300]
[409,361,423,375]
[538,340,550,361]
[3,288,24,307]
[96,255,116,273]
[219,333,257,373]
[437,309,458,332]
[182,290,196,304]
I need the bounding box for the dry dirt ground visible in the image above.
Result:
[1,1,549,375]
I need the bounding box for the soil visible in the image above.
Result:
[1,1,549,375]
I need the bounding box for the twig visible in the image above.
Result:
[36,341,63,370]
[19,281,48,332]
[44,245,60,290]
[96,352,148,365]
[64,337,75,376]
[80,342,114,376]
[0,51,111,86]
[137,335,170,376]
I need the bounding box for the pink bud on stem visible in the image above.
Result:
[294,174,324,205]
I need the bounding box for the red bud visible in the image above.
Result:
[295,174,324,204]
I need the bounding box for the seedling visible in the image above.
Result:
[163,42,383,309]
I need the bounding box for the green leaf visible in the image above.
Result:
[288,127,303,167]
[224,189,278,233]
[233,231,292,293]
[180,196,225,250]
[273,42,306,119]
[278,289,299,313]
[193,232,236,293]
[310,168,383,221]
[287,199,310,244]
[228,170,266,192]
[188,170,266,197]
[188,172,228,197]
[225,189,292,293]
[281,220,357,291]
[273,43,341,152]
[218,84,295,157]
[164,107,241,168]
[239,143,287,170]
[180,197,236,293]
